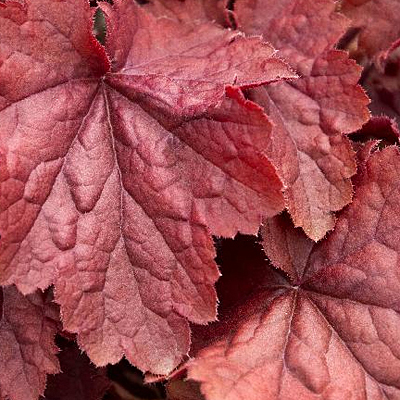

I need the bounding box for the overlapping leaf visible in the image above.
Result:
[340,0,400,61]
[363,42,400,129]
[0,287,59,400]
[0,0,295,374]
[143,0,228,26]
[232,0,370,241]
[189,147,400,399]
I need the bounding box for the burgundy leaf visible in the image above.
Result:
[340,0,400,61]
[43,342,110,400]
[188,147,400,399]
[0,286,59,400]
[0,0,294,374]
[363,42,400,128]
[101,0,296,115]
[233,0,370,241]
[350,116,400,146]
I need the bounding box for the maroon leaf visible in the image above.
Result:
[43,342,110,400]
[363,42,400,129]
[350,116,400,146]
[188,147,400,399]
[166,380,204,400]
[340,0,400,61]
[0,0,294,374]
[101,0,295,115]
[233,0,370,241]
[0,286,59,400]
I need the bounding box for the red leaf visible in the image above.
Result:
[188,147,400,399]
[340,0,400,61]
[0,0,293,374]
[43,342,110,400]
[143,0,229,27]
[0,287,59,400]
[350,116,400,146]
[233,0,370,241]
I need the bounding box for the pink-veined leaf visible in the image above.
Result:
[350,116,400,146]
[143,0,229,27]
[0,286,59,400]
[0,0,294,374]
[188,147,400,399]
[233,0,370,241]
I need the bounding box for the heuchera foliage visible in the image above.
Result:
[0,0,399,399]
[0,0,294,378]
[189,147,400,399]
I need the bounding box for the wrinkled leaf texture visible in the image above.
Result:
[232,0,370,241]
[340,0,400,62]
[0,0,296,376]
[189,146,400,399]
[143,0,370,241]
[0,287,59,400]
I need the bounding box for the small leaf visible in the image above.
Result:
[0,0,294,374]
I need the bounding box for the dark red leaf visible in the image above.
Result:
[350,116,400,146]
[0,287,59,400]
[43,342,110,400]
[0,0,294,374]
[188,147,400,399]
[233,0,370,241]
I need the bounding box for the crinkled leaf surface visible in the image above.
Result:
[189,147,400,399]
[0,286,59,400]
[0,0,294,374]
[143,0,228,26]
[42,341,110,400]
[340,0,400,61]
[233,0,370,240]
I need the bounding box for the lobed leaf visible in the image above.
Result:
[0,0,294,374]
[234,0,370,240]
[189,147,400,399]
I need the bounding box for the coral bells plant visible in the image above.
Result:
[0,0,399,399]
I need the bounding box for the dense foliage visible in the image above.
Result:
[0,0,399,399]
